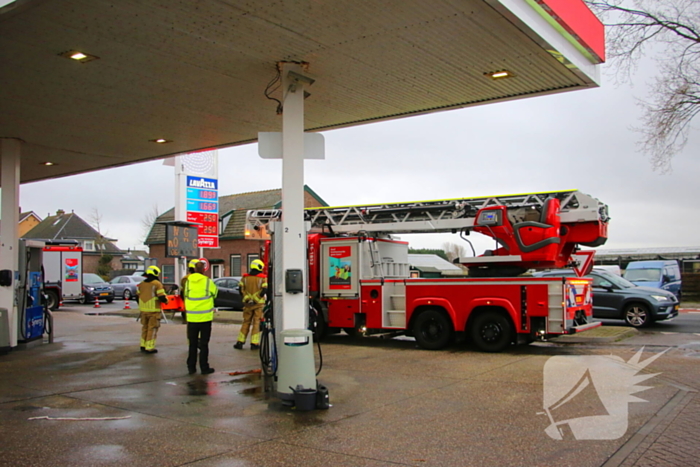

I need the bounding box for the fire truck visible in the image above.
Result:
[246,189,609,352]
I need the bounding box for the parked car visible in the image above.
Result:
[81,273,114,304]
[213,276,243,310]
[109,275,145,300]
[534,269,679,327]
[624,260,682,301]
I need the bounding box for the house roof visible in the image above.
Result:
[19,211,42,223]
[408,254,465,275]
[23,211,123,255]
[145,186,327,244]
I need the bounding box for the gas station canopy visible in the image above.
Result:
[0,0,604,183]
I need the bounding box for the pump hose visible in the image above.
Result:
[258,303,277,376]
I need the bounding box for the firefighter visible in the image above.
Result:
[179,259,199,323]
[184,261,218,375]
[137,265,168,354]
[233,259,268,350]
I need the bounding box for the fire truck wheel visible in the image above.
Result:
[412,309,453,350]
[46,290,59,311]
[623,303,651,328]
[470,312,512,353]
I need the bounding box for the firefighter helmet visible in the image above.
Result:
[251,259,265,271]
[146,265,161,276]
[188,259,199,269]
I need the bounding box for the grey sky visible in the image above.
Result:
[17,56,700,255]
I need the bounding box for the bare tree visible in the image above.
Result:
[89,207,113,279]
[587,0,700,172]
[141,204,160,243]
[442,242,468,263]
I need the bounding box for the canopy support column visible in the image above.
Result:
[0,138,21,349]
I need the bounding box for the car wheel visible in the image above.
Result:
[123,289,132,300]
[106,297,114,304]
[624,303,651,327]
[412,308,454,350]
[45,290,59,311]
[470,311,512,353]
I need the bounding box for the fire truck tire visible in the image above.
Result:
[46,290,59,311]
[412,309,453,350]
[470,312,512,353]
[623,303,651,328]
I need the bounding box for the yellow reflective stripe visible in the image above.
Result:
[187,309,214,314]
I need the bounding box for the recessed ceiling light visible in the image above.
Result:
[40,161,56,166]
[58,50,99,63]
[486,70,514,80]
[150,138,172,144]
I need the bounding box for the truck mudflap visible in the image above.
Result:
[567,321,602,334]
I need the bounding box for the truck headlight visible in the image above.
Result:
[651,295,670,302]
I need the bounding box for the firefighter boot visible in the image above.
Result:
[250,344,259,350]
[233,341,244,350]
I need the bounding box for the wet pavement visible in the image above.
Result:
[1,306,698,466]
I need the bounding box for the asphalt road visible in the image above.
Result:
[597,310,700,334]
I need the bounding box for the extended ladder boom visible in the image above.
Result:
[245,189,609,237]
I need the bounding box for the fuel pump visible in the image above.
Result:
[17,239,48,345]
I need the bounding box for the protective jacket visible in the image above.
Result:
[184,273,218,322]
[239,271,268,305]
[137,277,167,312]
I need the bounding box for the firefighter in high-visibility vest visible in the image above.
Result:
[179,259,199,323]
[184,261,218,375]
[137,265,168,354]
[233,259,268,350]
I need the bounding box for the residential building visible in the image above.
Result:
[23,209,124,274]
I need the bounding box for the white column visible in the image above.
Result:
[280,62,308,331]
[173,156,186,285]
[0,138,21,348]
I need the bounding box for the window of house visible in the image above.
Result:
[83,240,95,251]
[162,265,174,284]
[212,264,223,279]
[230,254,241,277]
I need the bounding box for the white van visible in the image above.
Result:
[593,265,621,276]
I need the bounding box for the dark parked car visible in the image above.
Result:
[109,275,145,300]
[213,277,243,310]
[534,269,679,327]
[81,273,115,304]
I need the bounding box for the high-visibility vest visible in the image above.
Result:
[184,273,218,322]
[240,273,267,305]
[137,279,166,312]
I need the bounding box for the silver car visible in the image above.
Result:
[109,275,145,300]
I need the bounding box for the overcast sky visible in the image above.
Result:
[17,54,700,256]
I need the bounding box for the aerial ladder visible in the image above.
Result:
[246,189,609,276]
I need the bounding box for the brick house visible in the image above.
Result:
[23,210,124,274]
[145,186,327,281]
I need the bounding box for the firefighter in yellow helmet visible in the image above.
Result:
[137,265,168,354]
[179,259,199,323]
[184,261,218,375]
[233,259,267,350]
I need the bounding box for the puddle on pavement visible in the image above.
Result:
[182,373,270,400]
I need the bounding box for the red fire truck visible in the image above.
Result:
[246,189,608,352]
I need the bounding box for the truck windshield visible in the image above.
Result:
[624,268,661,282]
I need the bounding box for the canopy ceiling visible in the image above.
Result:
[0,0,604,184]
